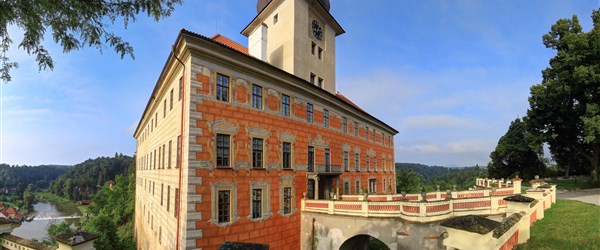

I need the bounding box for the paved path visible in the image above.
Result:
[556,188,600,206]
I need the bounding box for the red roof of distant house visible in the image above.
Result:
[5,207,16,215]
[211,34,249,55]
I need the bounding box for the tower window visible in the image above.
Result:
[311,42,316,55]
[273,14,278,24]
[318,47,323,59]
[310,73,316,85]
[318,78,323,88]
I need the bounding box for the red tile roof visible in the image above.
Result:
[211,34,249,55]
[335,91,365,112]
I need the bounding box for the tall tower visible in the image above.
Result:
[242,0,345,94]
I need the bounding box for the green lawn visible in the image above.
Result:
[547,176,596,190]
[516,199,600,250]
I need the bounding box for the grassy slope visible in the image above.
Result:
[516,199,600,249]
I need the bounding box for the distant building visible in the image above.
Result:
[133,0,397,249]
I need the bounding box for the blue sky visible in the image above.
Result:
[1,0,598,166]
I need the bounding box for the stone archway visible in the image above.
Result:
[339,234,390,250]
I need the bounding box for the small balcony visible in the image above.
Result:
[307,164,342,173]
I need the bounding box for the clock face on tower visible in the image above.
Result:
[311,19,323,41]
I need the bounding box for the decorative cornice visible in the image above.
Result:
[247,126,270,138]
[278,132,297,143]
[309,134,329,148]
[209,120,238,134]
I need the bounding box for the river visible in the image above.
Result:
[11,201,83,241]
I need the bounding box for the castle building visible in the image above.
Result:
[133,0,397,249]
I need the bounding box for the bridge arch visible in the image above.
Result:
[340,234,390,250]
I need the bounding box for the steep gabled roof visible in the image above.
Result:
[211,34,249,55]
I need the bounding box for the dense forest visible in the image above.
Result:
[0,164,69,188]
[395,163,487,193]
[49,153,134,201]
[36,154,137,249]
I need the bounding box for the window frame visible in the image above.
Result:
[210,180,239,226]
[216,73,230,102]
[249,180,271,221]
[307,146,314,172]
[252,138,264,169]
[251,84,263,110]
[282,142,292,169]
[307,103,314,123]
[281,94,290,116]
[323,109,329,128]
[216,134,232,168]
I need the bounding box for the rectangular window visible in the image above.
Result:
[216,73,229,102]
[217,134,231,168]
[318,47,323,60]
[178,77,183,101]
[344,181,349,195]
[343,152,349,171]
[281,94,290,116]
[325,149,331,171]
[174,188,179,217]
[369,179,376,194]
[355,180,360,195]
[283,187,292,214]
[167,186,171,212]
[310,73,316,85]
[282,142,291,169]
[355,153,360,171]
[218,190,230,223]
[161,184,164,206]
[383,178,387,193]
[307,103,313,123]
[163,100,166,118]
[366,126,369,140]
[170,89,174,110]
[366,156,370,172]
[374,156,377,171]
[318,78,323,88]
[252,138,264,168]
[311,42,316,55]
[252,84,263,109]
[176,135,181,168]
[273,13,278,24]
[252,189,262,219]
[154,149,157,170]
[158,147,161,169]
[354,122,358,136]
[162,144,165,169]
[373,129,376,142]
[342,117,347,133]
[168,140,172,169]
[308,146,314,172]
[323,109,329,127]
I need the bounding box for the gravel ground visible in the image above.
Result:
[556,188,600,206]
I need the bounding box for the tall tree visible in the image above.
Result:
[527,9,600,184]
[396,169,424,193]
[489,118,545,180]
[0,0,182,82]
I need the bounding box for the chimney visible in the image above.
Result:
[248,23,268,61]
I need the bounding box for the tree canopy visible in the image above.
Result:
[488,118,545,180]
[0,0,182,82]
[526,9,600,184]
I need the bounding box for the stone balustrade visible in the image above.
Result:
[302,195,511,223]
